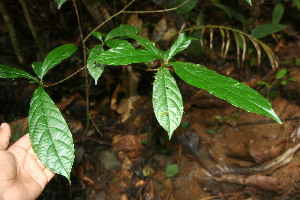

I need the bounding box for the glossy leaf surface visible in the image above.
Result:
[244,0,252,6]
[35,44,77,79]
[0,64,36,80]
[28,86,75,181]
[153,67,183,139]
[87,45,105,85]
[96,46,161,65]
[105,39,134,49]
[172,62,281,124]
[165,33,193,61]
[55,0,67,9]
[105,25,140,41]
[105,25,163,58]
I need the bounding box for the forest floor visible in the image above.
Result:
[1,0,300,199]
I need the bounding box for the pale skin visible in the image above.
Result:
[0,123,55,200]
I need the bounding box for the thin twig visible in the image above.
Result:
[83,0,136,43]
[123,0,190,14]
[0,0,25,63]
[44,66,86,87]
[18,0,45,57]
[90,118,103,136]
[73,0,90,127]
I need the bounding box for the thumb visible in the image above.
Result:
[0,123,11,150]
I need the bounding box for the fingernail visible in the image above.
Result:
[0,123,6,129]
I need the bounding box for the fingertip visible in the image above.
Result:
[0,122,7,129]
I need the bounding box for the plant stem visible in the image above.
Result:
[44,66,86,87]
[123,0,190,14]
[83,0,136,43]
[0,0,25,63]
[73,0,90,127]
[18,0,45,57]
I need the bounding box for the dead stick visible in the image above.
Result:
[18,0,45,57]
[0,0,25,63]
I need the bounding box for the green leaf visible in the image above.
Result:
[244,0,252,6]
[92,32,103,42]
[173,0,199,13]
[0,64,36,80]
[172,62,281,124]
[96,46,161,65]
[276,68,287,79]
[165,33,193,61]
[251,24,287,39]
[32,62,43,79]
[55,0,67,9]
[272,3,284,24]
[152,67,183,139]
[105,39,134,49]
[87,45,105,85]
[292,0,300,10]
[105,25,163,58]
[36,44,77,79]
[28,86,75,181]
[165,163,179,177]
[129,35,164,58]
[105,25,141,41]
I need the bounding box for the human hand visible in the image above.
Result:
[0,123,55,200]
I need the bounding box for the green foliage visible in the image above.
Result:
[165,33,194,62]
[251,3,286,39]
[276,68,287,79]
[0,64,36,80]
[92,32,103,42]
[87,45,105,85]
[33,44,77,79]
[1,0,284,182]
[153,67,183,139]
[272,3,285,24]
[56,0,67,9]
[251,24,287,39]
[96,46,161,65]
[173,0,199,14]
[245,0,252,6]
[0,43,76,182]
[165,163,179,177]
[171,61,282,124]
[29,86,74,182]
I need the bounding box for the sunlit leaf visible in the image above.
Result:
[105,25,163,58]
[152,67,183,139]
[244,0,252,6]
[87,45,105,85]
[55,0,67,9]
[96,46,161,65]
[276,68,287,79]
[35,44,77,80]
[105,25,140,41]
[105,39,134,49]
[172,62,282,124]
[92,32,103,42]
[28,86,75,182]
[165,33,193,61]
[0,64,36,80]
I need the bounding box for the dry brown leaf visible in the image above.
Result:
[112,134,150,152]
[127,14,143,29]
